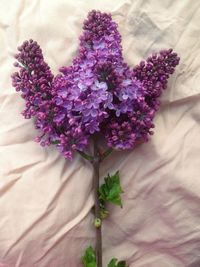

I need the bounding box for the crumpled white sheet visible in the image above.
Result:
[0,0,200,266]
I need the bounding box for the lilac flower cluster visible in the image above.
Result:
[11,10,180,159]
[105,48,180,149]
[11,40,56,147]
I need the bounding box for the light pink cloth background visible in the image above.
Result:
[0,0,200,266]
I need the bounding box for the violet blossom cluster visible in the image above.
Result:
[11,10,180,159]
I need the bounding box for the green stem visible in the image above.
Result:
[77,150,93,162]
[100,148,113,162]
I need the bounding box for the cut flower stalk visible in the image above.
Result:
[11,9,180,267]
[81,137,125,267]
[92,138,103,267]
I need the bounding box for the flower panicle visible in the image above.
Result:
[133,48,180,99]
[11,11,180,159]
[11,39,59,153]
[11,39,54,119]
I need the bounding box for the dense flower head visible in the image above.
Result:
[11,40,57,147]
[133,49,180,100]
[11,10,180,159]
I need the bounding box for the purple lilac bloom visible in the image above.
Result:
[11,40,56,147]
[11,10,180,159]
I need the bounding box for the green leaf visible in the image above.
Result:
[108,258,118,267]
[99,171,123,208]
[81,246,96,267]
[107,258,128,267]
[117,261,129,267]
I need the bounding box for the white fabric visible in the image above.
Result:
[0,0,200,266]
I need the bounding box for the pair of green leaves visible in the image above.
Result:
[99,171,123,208]
[82,247,128,267]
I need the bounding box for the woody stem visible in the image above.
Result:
[92,137,102,267]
